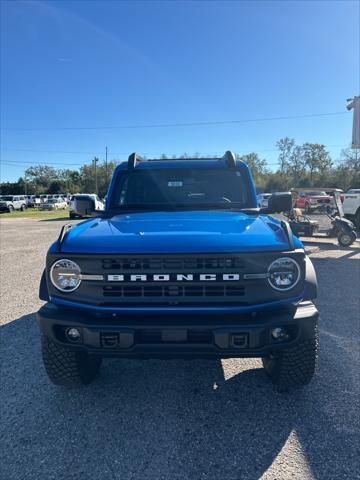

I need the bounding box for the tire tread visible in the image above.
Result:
[41,335,101,386]
[262,325,318,392]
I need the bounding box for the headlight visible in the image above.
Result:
[50,259,81,292]
[268,258,300,291]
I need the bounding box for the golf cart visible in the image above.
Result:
[288,188,357,247]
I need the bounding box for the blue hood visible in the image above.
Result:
[59,211,302,254]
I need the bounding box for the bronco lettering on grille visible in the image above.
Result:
[107,273,241,282]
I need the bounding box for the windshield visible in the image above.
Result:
[110,168,250,210]
[1,196,14,201]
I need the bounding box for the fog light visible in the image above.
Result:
[271,327,289,341]
[66,327,81,342]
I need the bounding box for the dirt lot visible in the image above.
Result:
[0,217,359,480]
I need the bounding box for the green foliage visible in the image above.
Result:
[1,145,359,197]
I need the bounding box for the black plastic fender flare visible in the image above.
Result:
[39,269,50,301]
[303,256,318,301]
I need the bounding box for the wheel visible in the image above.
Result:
[41,335,102,386]
[338,231,356,247]
[69,212,76,219]
[8,205,14,212]
[262,325,318,392]
[20,204,26,211]
[304,202,311,214]
[355,210,360,230]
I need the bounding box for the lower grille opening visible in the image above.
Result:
[135,329,213,344]
[100,332,120,348]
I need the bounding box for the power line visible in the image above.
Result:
[0,143,349,157]
[1,160,83,166]
[0,111,348,131]
[0,148,131,156]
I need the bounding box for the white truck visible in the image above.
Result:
[343,189,360,229]
[68,193,104,218]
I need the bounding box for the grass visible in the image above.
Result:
[0,208,69,220]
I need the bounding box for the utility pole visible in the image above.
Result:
[93,157,99,194]
[347,96,360,149]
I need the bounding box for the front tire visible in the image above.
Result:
[262,325,318,392]
[69,212,76,219]
[338,231,356,247]
[41,335,102,386]
[354,210,360,230]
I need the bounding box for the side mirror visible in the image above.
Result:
[264,192,292,214]
[75,197,96,217]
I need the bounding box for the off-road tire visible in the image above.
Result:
[262,325,318,392]
[41,335,102,386]
[20,204,26,211]
[8,205,14,212]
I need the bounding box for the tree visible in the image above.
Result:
[334,148,360,190]
[337,148,360,171]
[301,143,332,181]
[59,169,81,193]
[24,165,58,193]
[276,137,295,174]
[288,145,305,185]
[237,152,268,175]
[48,180,66,194]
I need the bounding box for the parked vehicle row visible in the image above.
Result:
[0,193,106,215]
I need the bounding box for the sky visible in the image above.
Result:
[0,0,359,182]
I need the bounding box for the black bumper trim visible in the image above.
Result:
[37,302,318,359]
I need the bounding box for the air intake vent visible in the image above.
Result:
[102,256,244,271]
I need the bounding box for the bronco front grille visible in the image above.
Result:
[48,252,305,306]
[103,285,245,298]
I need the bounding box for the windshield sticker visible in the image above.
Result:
[168,181,183,187]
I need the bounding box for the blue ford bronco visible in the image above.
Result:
[37,151,318,391]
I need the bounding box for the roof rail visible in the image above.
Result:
[222,150,236,167]
[128,152,144,169]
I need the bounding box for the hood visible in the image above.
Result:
[59,211,302,254]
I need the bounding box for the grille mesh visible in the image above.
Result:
[103,285,245,298]
[102,257,244,271]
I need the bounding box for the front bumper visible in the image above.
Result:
[37,301,318,359]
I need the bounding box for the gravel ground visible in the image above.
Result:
[0,217,359,480]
